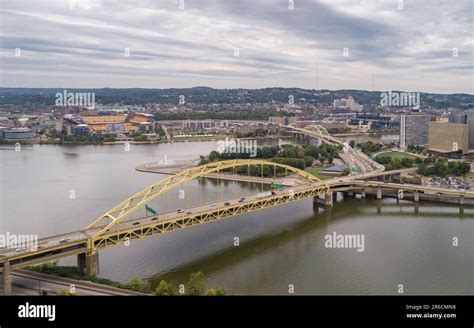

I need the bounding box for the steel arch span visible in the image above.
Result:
[86,159,324,241]
[303,124,330,137]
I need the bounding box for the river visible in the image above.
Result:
[0,140,472,295]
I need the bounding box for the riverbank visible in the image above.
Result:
[0,134,286,146]
[333,131,399,138]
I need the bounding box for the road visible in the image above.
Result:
[11,269,145,295]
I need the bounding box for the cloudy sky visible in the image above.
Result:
[0,0,472,93]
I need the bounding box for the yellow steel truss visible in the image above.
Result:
[282,124,340,145]
[303,124,330,137]
[85,159,324,247]
[93,184,330,249]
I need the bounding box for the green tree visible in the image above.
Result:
[303,144,319,158]
[126,278,151,293]
[208,150,221,162]
[187,272,205,296]
[342,168,351,176]
[155,280,175,296]
[205,288,227,296]
[57,290,77,296]
[303,156,314,167]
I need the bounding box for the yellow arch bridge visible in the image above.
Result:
[0,159,472,293]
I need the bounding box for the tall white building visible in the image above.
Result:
[400,115,430,149]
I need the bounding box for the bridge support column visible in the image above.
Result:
[376,187,382,200]
[84,251,100,277]
[313,193,333,207]
[324,193,333,207]
[348,191,354,197]
[0,261,12,295]
[77,253,86,274]
[361,190,366,198]
[459,196,464,205]
[376,204,382,214]
[414,191,419,202]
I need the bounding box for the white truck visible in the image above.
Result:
[256,191,273,199]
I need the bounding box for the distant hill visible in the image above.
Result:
[0,87,472,109]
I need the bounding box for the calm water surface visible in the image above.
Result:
[0,140,472,295]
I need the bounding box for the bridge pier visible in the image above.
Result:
[313,192,333,207]
[459,196,464,205]
[376,187,382,200]
[347,191,354,197]
[77,253,86,274]
[0,261,12,295]
[361,190,366,198]
[78,252,100,276]
[414,191,419,202]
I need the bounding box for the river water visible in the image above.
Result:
[0,140,472,295]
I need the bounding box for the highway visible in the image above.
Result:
[11,269,145,295]
[280,124,384,173]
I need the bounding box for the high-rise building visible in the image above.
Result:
[333,99,346,109]
[428,122,469,155]
[399,115,430,149]
[469,120,474,150]
[448,113,467,124]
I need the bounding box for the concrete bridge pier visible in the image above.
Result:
[376,187,382,200]
[361,190,366,198]
[459,196,464,205]
[78,251,100,277]
[414,191,420,202]
[313,192,333,207]
[0,261,12,295]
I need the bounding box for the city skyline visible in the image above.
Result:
[1,0,473,93]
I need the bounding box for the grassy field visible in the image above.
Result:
[376,151,417,160]
[306,167,332,180]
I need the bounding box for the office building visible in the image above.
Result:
[448,113,467,124]
[428,122,469,156]
[399,115,430,149]
[469,120,474,149]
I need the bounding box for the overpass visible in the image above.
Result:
[280,124,384,173]
[1,159,472,295]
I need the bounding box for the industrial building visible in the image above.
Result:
[1,127,34,139]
